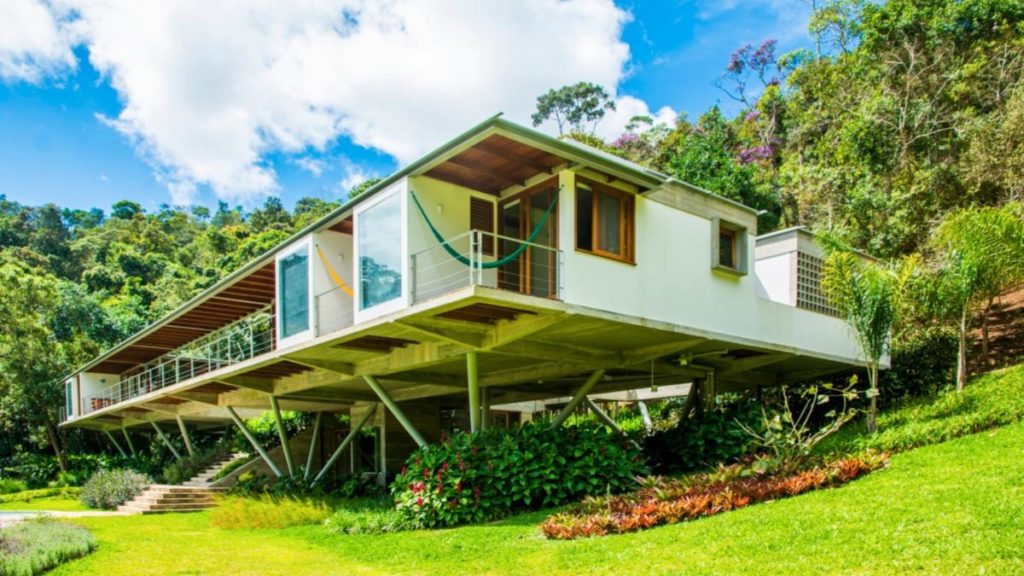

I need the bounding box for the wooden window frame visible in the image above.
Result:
[710,217,748,276]
[575,178,635,264]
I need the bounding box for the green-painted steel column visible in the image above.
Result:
[364,375,427,447]
[104,430,128,458]
[585,397,642,452]
[226,406,283,478]
[175,415,195,457]
[550,369,606,428]
[467,352,480,433]
[311,404,378,487]
[480,386,491,431]
[150,422,183,462]
[303,412,324,482]
[269,396,296,476]
[121,428,137,457]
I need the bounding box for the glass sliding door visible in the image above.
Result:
[358,192,403,311]
[279,248,310,339]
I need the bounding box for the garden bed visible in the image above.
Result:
[541,452,888,539]
[0,518,96,576]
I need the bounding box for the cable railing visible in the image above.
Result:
[81,313,275,416]
[411,230,562,304]
[315,284,355,336]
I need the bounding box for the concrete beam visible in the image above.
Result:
[175,415,195,457]
[150,422,183,462]
[363,375,427,448]
[551,369,606,428]
[269,396,296,477]
[226,406,283,478]
[310,404,378,487]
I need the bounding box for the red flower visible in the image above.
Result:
[416,497,423,506]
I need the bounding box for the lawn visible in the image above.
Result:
[52,421,1024,576]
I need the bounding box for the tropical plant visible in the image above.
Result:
[643,396,763,475]
[79,468,150,510]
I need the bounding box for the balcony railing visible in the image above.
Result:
[81,312,275,416]
[411,230,562,304]
[315,284,355,336]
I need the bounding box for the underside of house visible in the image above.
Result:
[59,114,869,483]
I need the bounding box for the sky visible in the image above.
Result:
[0,0,814,213]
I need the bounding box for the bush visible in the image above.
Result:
[325,499,411,535]
[211,456,249,482]
[79,468,150,510]
[0,478,28,494]
[210,495,329,529]
[391,422,645,528]
[881,328,957,407]
[0,487,81,506]
[238,411,310,453]
[644,396,762,475]
[162,443,230,485]
[540,452,889,540]
[2,452,161,489]
[0,518,96,576]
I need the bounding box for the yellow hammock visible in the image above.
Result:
[315,245,354,297]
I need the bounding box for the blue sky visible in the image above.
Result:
[0,1,812,213]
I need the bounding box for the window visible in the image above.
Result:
[358,192,403,310]
[575,181,634,263]
[279,248,310,338]
[711,218,747,275]
[65,381,73,418]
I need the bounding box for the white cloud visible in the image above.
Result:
[595,95,677,141]
[338,157,375,195]
[4,0,651,202]
[0,0,76,82]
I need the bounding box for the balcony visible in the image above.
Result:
[80,312,275,417]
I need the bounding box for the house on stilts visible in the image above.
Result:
[59,114,869,485]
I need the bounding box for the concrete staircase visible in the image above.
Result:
[183,452,248,487]
[117,485,227,514]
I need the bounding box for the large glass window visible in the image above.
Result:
[279,248,310,338]
[65,381,73,417]
[359,193,403,310]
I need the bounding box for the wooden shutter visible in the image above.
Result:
[470,197,495,255]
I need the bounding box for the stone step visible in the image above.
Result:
[132,495,216,504]
[118,503,214,514]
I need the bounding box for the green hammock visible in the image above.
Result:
[410,189,558,269]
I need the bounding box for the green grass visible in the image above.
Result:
[51,421,1024,575]
[0,496,91,512]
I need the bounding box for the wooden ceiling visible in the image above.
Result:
[92,262,276,374]
[424,134,567,195]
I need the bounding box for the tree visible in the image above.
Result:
[822,250,906,433]
[110,200,143,220]
[348,178,383,201]
[930,203,1024,390]
[531,82,616,135]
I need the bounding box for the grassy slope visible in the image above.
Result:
[52,421,1024,576]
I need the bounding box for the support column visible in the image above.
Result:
[226,406,283,478]
[311,404,377,487]
[701,371,716,413]
[269,396,296,476]
[364,375,427,447]
[467,352,481,433]
[480,386,491,431]
[551,369,606,428]
[121,428,137,457]
[304,412,324,482]
[175,416,195,457]
[637,401,653,432]
[150,422,183,462]
[585,397,642,452]
[104,430,128,458]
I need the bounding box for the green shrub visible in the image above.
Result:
[0,487,80,505]
[0,478,28,494]
[211,456,249,482]
[162,444,230,485]
[325,498,411,535]
[210,495,329,529]
[391,422,645,528]
[881,328,957,408]
[0,518,96,576]
[644,396,762,475]
[79,468,150,510]
[238,411,310,453]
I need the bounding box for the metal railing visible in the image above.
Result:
[81,313,275,416]
[315,284,355,336]
[410,230,562,304]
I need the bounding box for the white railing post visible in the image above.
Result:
[468,233,476,288]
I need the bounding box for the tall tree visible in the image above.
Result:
[531,82,616,136]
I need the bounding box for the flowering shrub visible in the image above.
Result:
[540,452,888,539]
[391,422,645,528]
[79,468,150,510]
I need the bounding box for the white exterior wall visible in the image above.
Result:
[312,230,355,335]
[79,372,119,414]
[755,253,795,305]
[557,171,859,363]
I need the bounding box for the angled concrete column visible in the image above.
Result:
[480,386,491,431]
[269,396,295,476]
[551,369,606,428]
[585,397,642,452]
[304,412,324,482]
[175,415,195,457]
[467,352,481,433]
[364,375,427,447]
[226,406,283,478]
[150,422,183,462]
[311,404,377,487]
[121,428,137,457]
[104,430,127,458]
